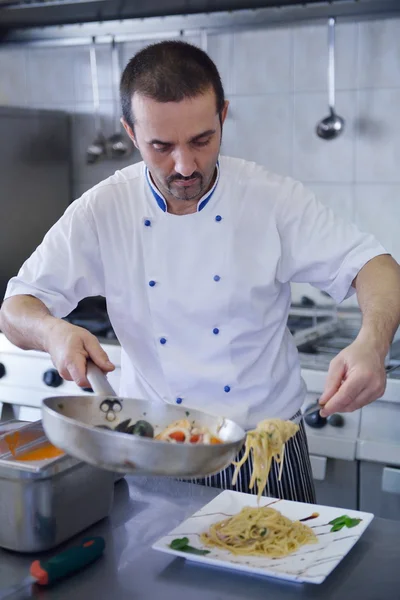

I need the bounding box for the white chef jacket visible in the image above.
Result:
[5,156,387,429]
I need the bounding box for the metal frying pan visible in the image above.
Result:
[41,362,246,477]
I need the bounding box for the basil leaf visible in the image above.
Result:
[183,546,211,555]
[331,523,345,532]
[170,537,190,550]
[329,515,348,526]
[329,514,363,532]
[169,537,210,555]
[345,518,362,528]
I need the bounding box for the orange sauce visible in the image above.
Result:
[16,443,64,461]
[4,431,20,457]
[4,431,64,461]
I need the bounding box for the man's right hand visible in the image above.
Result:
[0,296,114,388]
[44,319,115,388]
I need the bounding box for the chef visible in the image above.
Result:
[1,40,400,504]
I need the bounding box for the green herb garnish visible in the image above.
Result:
[260,528,267,536]
[328,515,362,532]
[170,537,210,555]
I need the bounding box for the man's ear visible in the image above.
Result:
[121,117,139,149]
[220,100,229,126]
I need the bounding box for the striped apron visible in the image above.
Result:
[187,412,316,504]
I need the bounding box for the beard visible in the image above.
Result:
[166,172,205,201]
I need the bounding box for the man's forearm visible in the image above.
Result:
[0,295,60,352]
[353,254,400,357]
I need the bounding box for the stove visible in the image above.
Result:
[62,297,118,341]
[66,296,345,358]
[290,302,400,517]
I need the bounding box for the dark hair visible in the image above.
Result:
[120,40,225,129]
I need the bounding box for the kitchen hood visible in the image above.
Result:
[1,0,400,33]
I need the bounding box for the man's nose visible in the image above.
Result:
[173,149,197,177]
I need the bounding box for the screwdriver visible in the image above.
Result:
[0,536,105,600]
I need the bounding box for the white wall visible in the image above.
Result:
[1,17,399,307]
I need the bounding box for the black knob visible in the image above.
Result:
[82,387,94,393]
[0,363,5,379]
[304,403,327,429]
[43,368,63,388]
[327,413,345,428]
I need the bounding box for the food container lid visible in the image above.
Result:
[0,419,29,435]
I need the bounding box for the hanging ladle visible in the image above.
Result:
[106,38,132,159]
[316,17,345,140]
[86,38,107,164]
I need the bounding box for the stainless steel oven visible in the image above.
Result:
[357,400,400,519]
[301,390,360,510]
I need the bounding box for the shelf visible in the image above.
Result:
[2,0,400,44]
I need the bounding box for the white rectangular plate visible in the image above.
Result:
[152,490,374,584]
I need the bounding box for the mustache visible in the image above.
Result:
[167,172,202,184]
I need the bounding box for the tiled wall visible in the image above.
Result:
[1,17,400,306]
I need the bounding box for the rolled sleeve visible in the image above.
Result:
[276,181,388,304]
[4,197,104,317]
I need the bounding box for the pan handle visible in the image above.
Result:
[86,361,117,396]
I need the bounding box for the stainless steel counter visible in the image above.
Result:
[0,476,399,600]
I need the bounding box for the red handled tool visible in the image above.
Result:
[0,536,105,599]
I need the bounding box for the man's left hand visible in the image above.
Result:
[318,339,387,417]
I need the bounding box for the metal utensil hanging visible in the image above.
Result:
[86,38,107,164]
[106,38,132,160]
[316,17,345,140]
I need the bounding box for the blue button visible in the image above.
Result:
[215,215,222,222]
[176,397,183,404]
[213,328,220,335]
[224,385,231,393]
[160,337,167,344]
[144,219,151,227]
[149,280,156,287]
[214,275,221,282]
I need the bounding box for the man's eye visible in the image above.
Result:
[153,144,170,153]
[194,139,211,147]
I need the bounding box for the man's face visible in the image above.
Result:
[123,89,228,204]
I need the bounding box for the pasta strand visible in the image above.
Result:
[232,419,299,502]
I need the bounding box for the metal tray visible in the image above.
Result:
[0,420,115,553]
[0,419,29,436]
